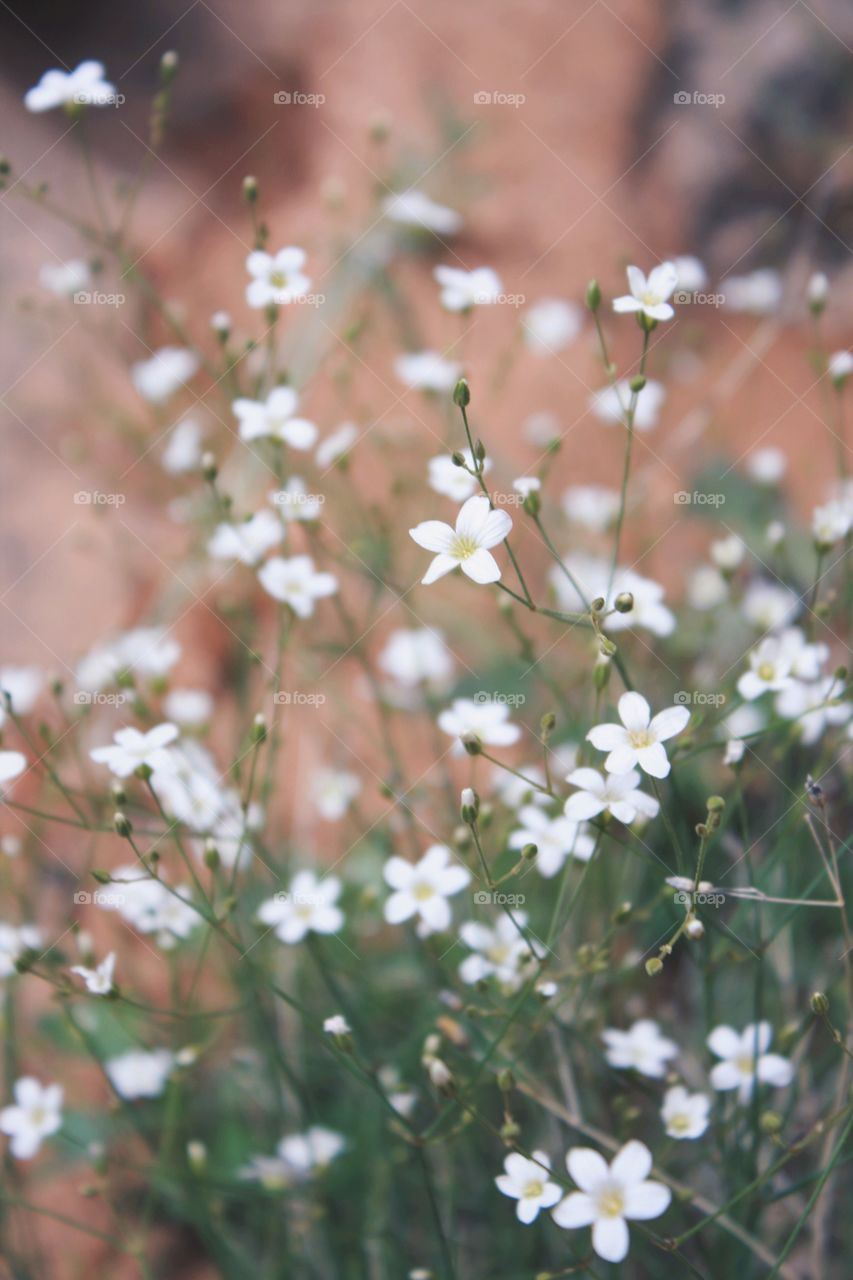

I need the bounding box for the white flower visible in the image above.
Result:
[233,387,317,449]
[552,1141,671,1262]
[395,351,463,392]
[106,1049,175,1099]
[564,768,659,825]
[775,676,851,745]
[509,806,595,877]
[316,422,357,468]
[661,1086,710,1140]
[512,476,540,499]
[746,447,787,485]
[428,450,491,502]
[522,300,581,355]
[25,61,115,112]
[524,410,561,444]
[90,722,179,778]
[602,1019,678,1078]
[737,628,825,701]
[132,347,199,404]
[323,1014,351,1037]
[258,555,337,616]
[612,262,678,322]
[550,554,675,637]
[277,1126,345,1177]
[722,269,782,315]
[0,752,27,787]
[0,1078,63,1158]
[459,914,540,990]
[673,256,707,292]
[587,692,689,779]
[207,511,283,566]
[437,697,521,751]
[77,627,181,692]
[312,768,361,821]
[707,1022,793,1103]
[807,272,828,306]
[257,871,343,944]
[687,566,728,611]
[590,379,666,432]
[162,417,204,473]
[70,952,116,995]
[828,350,853,382]
[710,534,745,572]
[0,666,42,725]
[410,494,512,586]
[101,865,198,949]
[562,485,620,533]
[434,265,502,311]
[210,310,231,335]
[270,477,324,521]
[163,688,213,728]
[383,191,462,235]
[39,259,90,296]
[495,1150,562,1223]
[383,845,470,934]
[0,924,41,978]
[741,581,799,631]
[812,499,851,547]
[245,247,310,308]
[378,628,453,689]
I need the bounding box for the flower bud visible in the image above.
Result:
[521,843,538,861]
[203,840,220,871]
[201,452,218,482]
[760,1111,782,1135]
[645,956,664,976]
[187,1140,207,1172]
[323,1014,353,1051]
[242,175,258,203]
[113,813,132,838]
[585,280,601,311]
[497,1068,515,1092]
[811,991,829,1015]
[462,733,482,756]
[452,378,470,408]
[251,713,267,744]
[460,787,479,824]
[628,375,646,394]
[614,592,634,614]
[160,50,179,83]
[685,916,704,940]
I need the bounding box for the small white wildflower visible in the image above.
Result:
[602,1019,677,1078]
[495,1150,563,1223]
[0,1078,63,1158]
[707,1022,793,1103]
[661,1086,710,1139]
[410,495,512,586]
[552,1140,670,1263]
[612,262,678,322]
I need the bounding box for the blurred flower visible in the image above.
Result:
[707,1022,793,1103]
[0,666,42,725]
[132,347,199,404]
[245,247,310,308]
[312,768,361,821]
[434,265,502,311]
[378,628,453,689]
[495,1150,562,1223]
[163,689,213,728]
[410,494,512,586]
[428,449,491,501]
[0,924,41,978]
[383,845,470,934]
[395,351,463,392]
[233,387,317,448]
[316,422,357,467]
[562,485,620,533]
[828,351,853,383]
[745,447,787,485]
[590,379,666,431]
[162,417,204,474]
[39,259,90,296]
[25,61,115,112]
[602,1019,678,1078]
[522,299,581,354]
[257,871,343,944]
[672,256,707,291]
[437,697,521,750]
[258,555,337,616]
[270,477,324,522]
[0,752,27,787]
[458,914,540,989]
[721,269,782,314]
[90,723,179,778]
[0,1078,62,1158]
[383,191,462,235]
[70,951,116,995]
[106,1049,175,1099]
[208,511,283,566]
[661,1086,710,1139]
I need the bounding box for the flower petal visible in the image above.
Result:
[618,691,651,731]
[610,1139,652,1185]
[650,705,690,742]
[566,1147,609,1193]
[551,1191,597,1229]
[592,1215,630,1263]
[461,548,501,584]
[409,521,455,553]
[623,1180,671,1221]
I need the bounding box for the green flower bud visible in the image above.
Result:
[113,813,132,838]
[645,956,664,977]
[452,378,470,408]
[585,280,601,311]
[811,991,829,1015]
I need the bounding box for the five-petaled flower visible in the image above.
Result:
[613,262,679,322]
[587,692,689,779]
[257,871,344,944]
[564,767,659,824]
[258,555,337,616]
[90,723,179,778]
[551,1140,671,1263]
[25,61,115,112]
[0,1078,63,1158]
[383,845,470,935]
[602,1019,678,1078]
[661,1086,710,1140]
[707,1022,793,1103]
[245,247,311,308]
[495,1150,563,1223]
[410,495,512,586]
[233,387,317,449]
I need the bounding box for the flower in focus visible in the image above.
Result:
[383,191,462,235]
[661,1086,710,1140]
[70,951,116,995]
[410,494,512,586]
[602,1019,678,1078]
[0,1078,63,1158]
[434,265,502,311]
[25,61,115,112]
[522,299,581,354]
[707,1022,793,1103]
[258,555,337,616]
[495,1150,562,1223]
[587,692,689,778]
[383,845,470,934]
[132,347,199,404]
[509,805,595,877]
[551,1140,671,1263]
[233,387,317,449]
[106,1049,175,1099]
[564,767,659,824]
[612,262,678,322]
[245,247,310,308]
[257,871,344,944]
[395,351,464,392]
[207,511,283,566]
[90,723,179,778]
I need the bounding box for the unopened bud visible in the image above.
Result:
[113,813,132,838]
[586,280,601,311]
[460,787,479,824]
[614,592,634,613]
[201,452,218,482]
[811,991,829,1015]
[452,378,470,408]
[462,733,482,756]
[160,50,179,83]
[645,956,664,977]
[629,375,646,394]
[251,713,267,744]
[242,175,258,203]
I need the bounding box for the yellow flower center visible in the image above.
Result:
[523,1178,544,1199]
[413,880,435,902]
[270,270,288,289]
[670,1113,690,1134]
[627,728,653,749]
[757,662,775,681]
[736,1054,756,1076]
[450,534,479,561]
[597,1187,625,1218]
